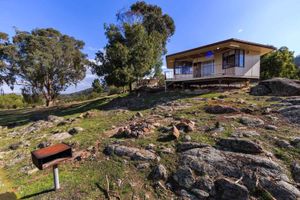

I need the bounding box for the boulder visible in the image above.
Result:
[214,178,249,200]
[216,138,263,154]
[191,189,209,199]
[290,137,300,148]
[250,84,271,96]
[239,116,264,127]
[250,78,300,96]
[149,164,168,181]
[176,146,299,198]
[205,105,239,114]
[104,144,156,161]
[173,166,195,189]
[49,132,72,141]
[176,119,195,132]
[291,162,300,183]
[278,105,300,123]
[182,135,192,142]
[259,177,300,200]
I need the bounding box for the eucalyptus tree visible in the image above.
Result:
[12,28,88,106]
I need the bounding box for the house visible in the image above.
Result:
[165,38,276,88]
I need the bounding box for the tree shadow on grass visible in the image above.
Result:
[0,90,204,127]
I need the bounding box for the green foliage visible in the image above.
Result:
[108,85,124,95]
[0,94,25,109]
[21,87,43,104]
[92,78,104,93]
[11,28,88,106]
[261,47,299,79]
[295,55,300,67]
[0,32,15,86]
[93,23,157,90]
[93,1,175,90]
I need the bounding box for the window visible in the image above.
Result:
[201,61,214,76]
[222,49,244,69]
[174,61,193,74]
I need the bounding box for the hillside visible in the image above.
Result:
[0,88,300,200]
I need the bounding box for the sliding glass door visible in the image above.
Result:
[201,60,214,77]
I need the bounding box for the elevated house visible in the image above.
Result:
[165,38,275,88]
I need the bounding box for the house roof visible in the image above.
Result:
[166,38,276,58]
[166,38,276,68]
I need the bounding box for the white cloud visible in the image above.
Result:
[238,29,244,33]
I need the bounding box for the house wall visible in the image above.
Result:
[172,49,261,80]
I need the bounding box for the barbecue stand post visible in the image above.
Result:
[31,143,72,192]
[53,164,60,190]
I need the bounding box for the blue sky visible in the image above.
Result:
[1,0,300,93]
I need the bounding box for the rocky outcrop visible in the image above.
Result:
[250,78,300,96]
[205,105,239,114]
[278,105,300,124]
[149,164,168,181]
[239,116,264,127]
[291,162,300,183]
[172,146,300,200]
[104,144,156,161]
[214,178,249,200]
[216,138,263,154]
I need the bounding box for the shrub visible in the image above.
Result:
[0,94,26,109]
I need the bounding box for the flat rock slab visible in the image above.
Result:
[205,105,239,114]
[49,132,72,141]
[104,144,156,161]
[239,116,264,127]
[216,138,263,154]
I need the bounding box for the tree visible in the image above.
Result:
[92,78,104,93]
[261,47,298,80]
[93,23,158,91]
[12,28,88,106]
[0,32,15,87]
[117,1,175,77]
[295,55,300,68]
[93,2,175,91]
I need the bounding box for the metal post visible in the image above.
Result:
[53,164,60,190]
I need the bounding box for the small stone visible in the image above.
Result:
[136,162,150,170]
[37,141,51,149]
[183,135,192,142]
[9,142,22,150]
[149,164,168,181]
[239,116,264,127]
[275,139,293,149]
[265,125,278,131]
[135,112,143,118]
[171,125,180,139]
[68,127,84,135]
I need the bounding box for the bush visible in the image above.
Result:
[108,85,123,95]
[0,94,26,109]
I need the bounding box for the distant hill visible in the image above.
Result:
[60,88,94,98]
